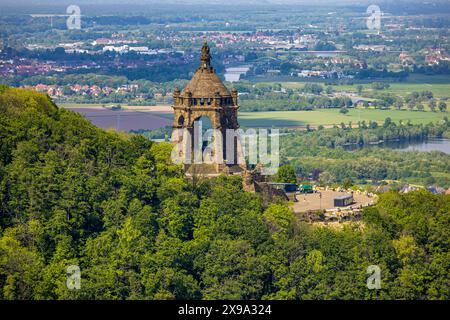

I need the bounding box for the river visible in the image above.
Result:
[343,138,450,154]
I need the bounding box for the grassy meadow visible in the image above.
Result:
[262,80,450,99]
[239,108,449,128]
[59,102,448,129]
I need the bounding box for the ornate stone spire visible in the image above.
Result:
[179,42,230,98]
[200,40,212,69]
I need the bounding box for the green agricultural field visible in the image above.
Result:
[129,107,448,128]
[254,77,450,99]
[386,83,450,99]
[238,108,449,128]
[58,101,449,130]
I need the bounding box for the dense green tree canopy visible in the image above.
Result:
[0,88,448,300]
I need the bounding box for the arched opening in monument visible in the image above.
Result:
[193,116,214,155]
[178,115,184,126]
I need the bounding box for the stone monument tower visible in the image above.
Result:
[171,41,246,175]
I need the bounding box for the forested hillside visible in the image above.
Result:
[0,87,449,300]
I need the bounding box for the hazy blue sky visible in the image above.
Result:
[1,0,446,16]
[0,0,434,5]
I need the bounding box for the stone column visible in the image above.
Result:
[184,90,192,107]
[174,88,180,105]
[213,91,221,107]
[231,89,238,106]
